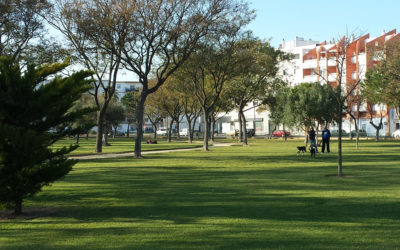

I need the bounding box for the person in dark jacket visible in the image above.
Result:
[321,127,331,153]
[308,127,318,153]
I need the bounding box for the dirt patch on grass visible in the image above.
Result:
[0,207,58,220]
[326,174,356,178]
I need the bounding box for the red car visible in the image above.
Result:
[272,130,291,137]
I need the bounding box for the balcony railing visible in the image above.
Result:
[303,59,317,69]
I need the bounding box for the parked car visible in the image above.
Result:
[225,129,239,137]
[144,127,154,133]
[272,130,290,137]
[180,128,188,136]
[246,129,255,137]
[156,128,167,136]
[331,129,348,137]
[350,129,367,137]
[392,129,400,138]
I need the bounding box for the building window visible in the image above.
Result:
[352,105,357,112]
[359,102,367,112]
[351,71,357,80]
[372,104,386,111]
[351,55,357,64]
[375,41,379,47]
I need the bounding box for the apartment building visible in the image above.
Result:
[279,30,400,136]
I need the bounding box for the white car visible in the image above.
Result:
[180,128,188,136]
[392,129,400,138]
[156,128,167,136]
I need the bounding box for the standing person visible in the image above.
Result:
[321,126,331,153]
[308,127,318,153]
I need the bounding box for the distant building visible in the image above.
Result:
[278,30,400,136]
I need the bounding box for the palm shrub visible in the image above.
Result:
[0,57,93,215]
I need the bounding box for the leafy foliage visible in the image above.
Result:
[0,0,51,61]
[0,57,92,214]
[283,82,337,130]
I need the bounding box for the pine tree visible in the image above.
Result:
[0,56,93,215]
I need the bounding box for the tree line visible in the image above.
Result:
[1,0,400,214]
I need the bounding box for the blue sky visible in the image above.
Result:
[247,0,400,47]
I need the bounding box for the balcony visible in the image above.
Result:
[303,75,318,82]
[328,73,337,82]
[327,58,337,66]
[303,59,317,69]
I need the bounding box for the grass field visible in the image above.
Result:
[1,139,400,249]
[53,137,203,155]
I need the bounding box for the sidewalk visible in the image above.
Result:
[69,142,235,160]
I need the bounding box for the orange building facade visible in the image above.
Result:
[279,30,400,136]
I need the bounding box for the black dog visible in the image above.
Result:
[297,146,306,155]
[310,147,316,158]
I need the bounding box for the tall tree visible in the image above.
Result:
[258,79,288,139]
[144,92,165,140]
[283,82,336,145]
[0,57,93,215]
[362,69,388,141]
[177,25,250,150]
[362,41,400,141]
[314,35,363,177]
[71,92,97,144]
[71,0,252,157]
[121,90,140,138]
[226,37,283,146]
[103,98,125,142]
[150,81,183,143]
[49,0,123,153]
[172,74,202,143]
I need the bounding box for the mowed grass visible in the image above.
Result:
[1,139,400,249]
[53,137,203,155]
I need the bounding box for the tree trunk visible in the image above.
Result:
[210,116,215,143]
[202,108,209,151]
[375,127,380,142]
[134,92,147,158]
[95,111,105,153]
[187,120,193,143]
[86,132,89,140]
[269,125,276,139]
[75,134,80,144]
[348,111,360,149]
[283,124,287,142]
[370,117,383,142]
[153,124,157,140]
[240,111,248,146]
[176,120,180,139]
[238,112,243,142]
[190,117,197,143]
[103,132,110,146]
[338,102,343,177]
[126,124,130,138]
[167,119,174,143]
[14,197,22,215]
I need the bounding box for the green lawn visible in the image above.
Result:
[1,139,400,249]
[53,137,204,155]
